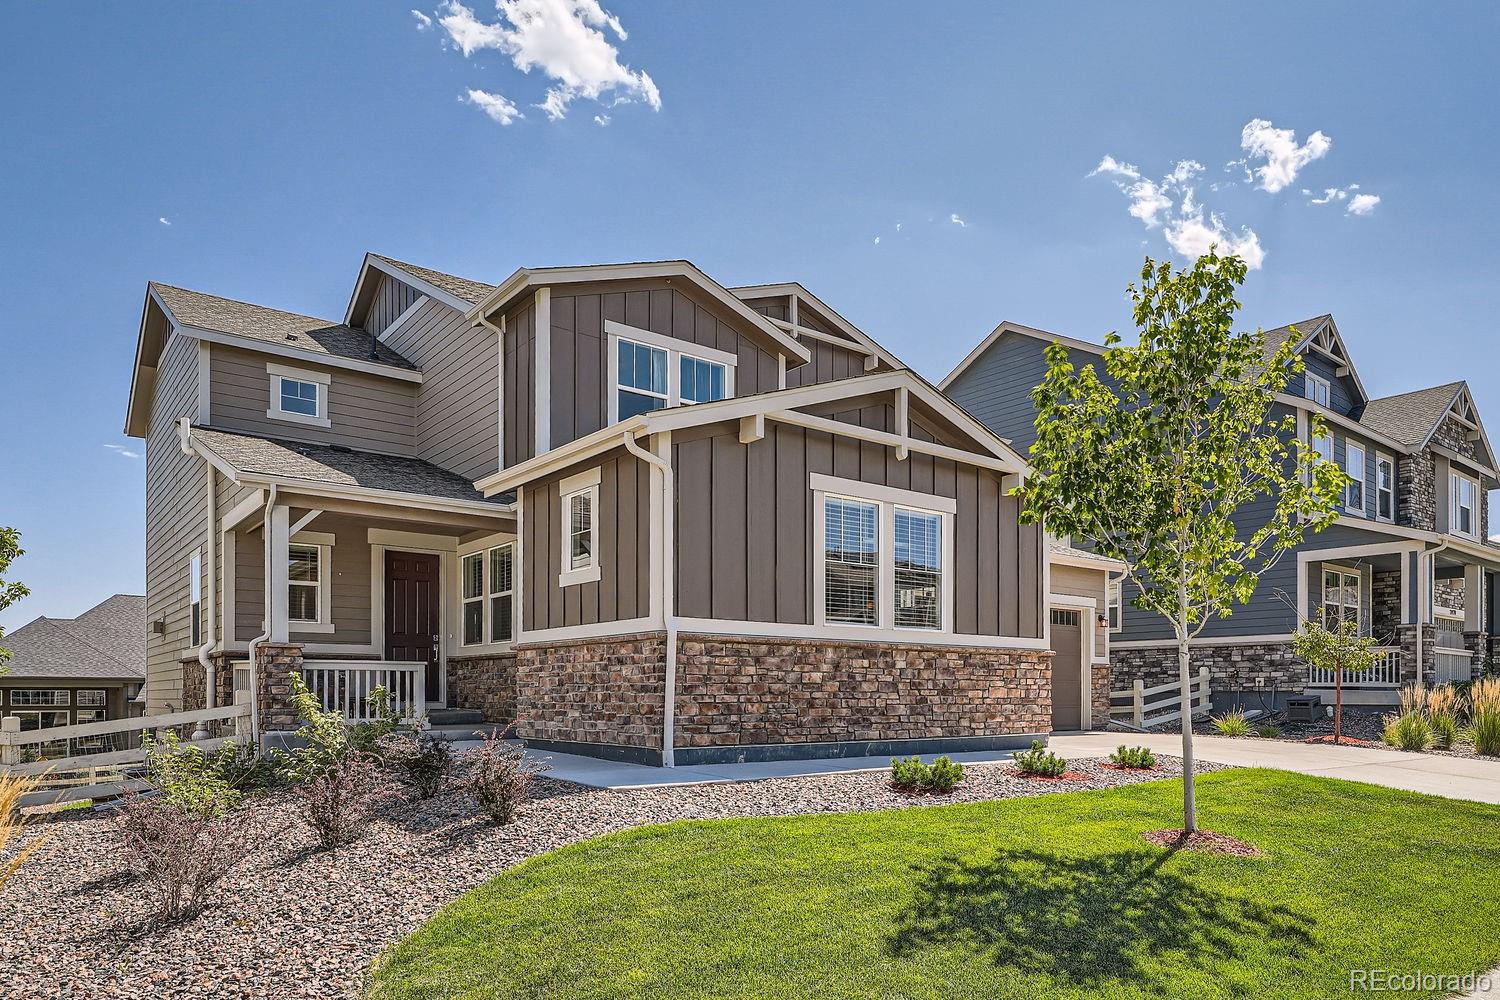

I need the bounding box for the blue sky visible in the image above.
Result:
[2,1,1497,631]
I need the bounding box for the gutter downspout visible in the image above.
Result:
[178,421,218,737]
[622,431,676,768]
[245,483,278,748]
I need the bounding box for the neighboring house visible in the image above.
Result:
[944,316,1499,709]
[123,254,1118,765]
[0,594,146,739]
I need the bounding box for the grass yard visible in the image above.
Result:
[368,770,1500,999]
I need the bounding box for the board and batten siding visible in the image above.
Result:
[670,413,1044,640]
[502,298,537,469]
[144,331,206,713]
[207,343,417,455]
[743,295,891,388]
[362,272,424,338]
[521,447,653,633]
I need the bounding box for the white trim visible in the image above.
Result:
[459,538,518,653]
[368,528,458,550]
[516,616,661,645]
[1107,578,1123,633]
[289,511,324,537]
[808,472,958,514]
[266,362,332,428]
[605,322,737,423]
[189,548,204,648]
[1047,593,1097,730]
[220,524,237,648]
[1295,540,1423,625]
[173,322,422,383]
[1319,564,1364,630]
[670,617,1050,650]
[496,312,505,472]
[558,467,602,496]
[558,477,601,587]
[939,320,1104,390]
[368,541,458,705]
[534,287,551,454]
[516,485,526,635]
[729,282,906,373]
[1048,549,1129,572]
[603,320,739,368]
[1278,393,1410,455]
[290,528,334,546]
[1344,439,1367,516]
[776,354,787,390]
[1375,451,1396,523]
[1304,371,1332,408]
[377,294,431,344]
[345,254,472,321]
[221,490,265,531]
[1450,470,1480,540]
[287,537,333,633]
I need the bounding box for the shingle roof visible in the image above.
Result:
[191,427,505,505]
[152,283,418,371]
[1048,542,1126,569]
[371,255,497,306]
[1260,314,1331,358]
[1359,382,1466,448]
[2,594,145,681]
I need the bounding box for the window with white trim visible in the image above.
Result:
[1321,567,1362,631]
[1312,430,1333,466]
[607,322,737,423]
[1376,453,1395,522]
[823,497,880,625]
[1451,472,1478,538]
[288,543,322,623]
[267,363,331,427]
[678,355,728,405]
[75,709,105,749]
[461,543,515,646]
[616,339,668,418]
[566,490,594,570]
[9,689,69,707]
[1107,580,1123,632]
[893,508,943,629]
[1344,441,1366,514]
[77,690,106,708]
[462,551,484,645]
[1305,373,1331,408]
[489,543,514,643]
[189,549,203,647]
[558,468,602,587]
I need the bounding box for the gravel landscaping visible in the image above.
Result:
[0,752,1222,1000]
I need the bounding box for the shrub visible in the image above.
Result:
[1383,710,1433,752]
[890,755,966,793]
[466,733,548,824]
[890,755,927,789]
[1109,745,1156,769]
[1398,682,1427,716]
[1014,740,1068,777]
[0,774,48,892]
[1429,713,1460,751]
[294,753,381,851]
[1211,710,1251,737]
[142,730,241,818]
[1255,724,1282,740]
[276,674,400,784]
[1470,677,1500,756]
[114,795,254,923]
[376,731,452,799]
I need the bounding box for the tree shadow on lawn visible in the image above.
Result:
[887,846,1315,991]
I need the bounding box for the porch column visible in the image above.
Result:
[268,503,291,643]
[1463,563,1484,632]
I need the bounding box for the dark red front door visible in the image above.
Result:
[385,550,442,702]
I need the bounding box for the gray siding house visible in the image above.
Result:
[944,316,1499,708]
[124,255,1118,765]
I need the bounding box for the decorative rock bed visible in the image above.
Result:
[0,754,1224,999]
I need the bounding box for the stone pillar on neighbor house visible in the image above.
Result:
[255,641,304,733]
[1394,623,1436,686]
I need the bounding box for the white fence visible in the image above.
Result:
[1307,646,1403,689]
[1433,647,1475,685]
[1110,667,1213,729]
[300,660,427,723]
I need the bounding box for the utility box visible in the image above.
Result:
[1286,695,1322,722]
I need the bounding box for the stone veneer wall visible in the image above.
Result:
[514,633,667,752]
[180,652,237,713]
[1398,452,1437,531]
[446,653,519,724]
[1111,641,1306,694]
[255,642,303,732]
[1091,663,1111,729]
[1434,578,1465,613]
[672,635,1053,749]
[1372,570,1402,644]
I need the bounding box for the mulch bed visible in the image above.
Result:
[0,753,1227,999]
[1143,828,1263,857]
[1012,769,1090,782]
[1100,763,1158,772]
[1301,734,1377,746]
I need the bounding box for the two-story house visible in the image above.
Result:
[943,315,1499,709]
[123,254,1121,766]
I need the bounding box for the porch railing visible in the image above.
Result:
[1307,646,1402,689]
[1433,647,1475,685]
[301,660,427,724]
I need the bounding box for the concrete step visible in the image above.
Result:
[427,707,485,726]
[425,722,509,742]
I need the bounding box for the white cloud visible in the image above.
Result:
[464,88,523,124]
[593,113,610,126]
[1088,155,1140,181]
[949,213,966,227]
[1164,206,1265,269]
[1346,193,1381,216]
[411,9,433,29]
[436,0,659,122]
[1091,153,1263,267]
[1307,183,1379,215]
[895,222,903,232]
[103,444,141,459]
[1240,118,1331,193]
[158,217,171,226]
[873,236,881,245]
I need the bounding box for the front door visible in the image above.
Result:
[1049,608,1084,731]
[385,550,442,703]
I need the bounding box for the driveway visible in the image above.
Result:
[1051,732,1500,805]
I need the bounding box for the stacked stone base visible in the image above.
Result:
[1111,641,1305,696]
[180,652,237,713]
[446,652,519,725]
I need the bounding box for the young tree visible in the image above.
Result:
[0,527,30,672]
[1292,614,1379,745]
[1016,252,1347,832]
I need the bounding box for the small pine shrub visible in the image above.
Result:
[1014,740,1068,777]
[1211,710,1251,737]
[1109,745,1156,769]
[889,755,968,793]
[1383,710,1433,752]
[1255,724,1282,740]
[890,755,928,789]
[376,731,452,799]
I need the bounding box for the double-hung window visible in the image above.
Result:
[1376,453,1395,522]
[462,551,485,645]
[288,544,321,624]
[77,690,106,708]
[189,550,203,647]
[607,321,735,423]
[267,363,331,427]
[1322,567,1362,632]
[813,474,954,634]
[462,542,516,646]
[1305,373,1331,408]
[1451,472,1478,538]
[1344,441,1366,515]
[1312,430,1333,467]
[1107,580,1123,632]
[558,468,602,587]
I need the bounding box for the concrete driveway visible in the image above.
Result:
[1050,731,1500,805]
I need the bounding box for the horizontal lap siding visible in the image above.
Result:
[522,448,651,633]
[945,332,1108,455]
[208,344,416,455]
[231,513,373,646]
[672,419,1043,639]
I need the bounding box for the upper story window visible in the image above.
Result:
[461,541,515,646]
[9,689,69,707]
[1107,580,1123,632]
[605,320,737,424]
[1376,453,1395,522]
[1312,430,1333,466]
[1344,441,1366,515]
[267,363,331,428]
[1305,373,1332,408]
[77,690,106,708]
[558,468,602,587]
[1450,472,1479,538]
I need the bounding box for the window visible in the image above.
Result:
[606,321,737,422]
[1451,472,1478,538]
[1312,431,1333,466]
[1322,568,1362,631]
[461,543,515,646]
[267,363,331,427]
[462,551,484,645]
[10,689,69,707]
[288,544,321,623]
[1376,454,1395,522]
[189,549,203,647]
[558,468,602,586]
[1344,441,1366,514]
[77,690,106,708]
[1305,373,1331,408]
[1050,609,1081,627]
[813,474,954,634]
[489,544,514,643]
[1107,580,1123,632]
[11,711,69,759]
[75,709,105,750]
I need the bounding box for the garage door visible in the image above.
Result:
[1049,608,1083,731]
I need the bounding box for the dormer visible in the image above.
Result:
[1266,315,1367,418]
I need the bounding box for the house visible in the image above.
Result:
[123,254,1120,765]
[0,594,146,742]
[943,316,1499,709]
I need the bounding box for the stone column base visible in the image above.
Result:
[255,642,304,733]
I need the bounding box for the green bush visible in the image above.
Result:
[1109,745,1156,769]
[1429,713,1460,751]
[1471,678,1500,757]
[376,731,452,799]
[275,674,401,784]
[142,731,241,818]
[1383,710,1433,752]
[1014,740,1068,777]
[1255,724,1282,740]
[889,755,967,793]
[1211,710,1251,737]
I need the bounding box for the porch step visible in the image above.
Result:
[427,708,486,727]
[425,722,510,743]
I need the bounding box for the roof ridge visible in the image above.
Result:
[51,617,135,674]
[152,281,342,326]
[1366,380,1466,404]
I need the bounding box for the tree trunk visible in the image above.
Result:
[1178,628,1197,833]
[1334,666,1344,745]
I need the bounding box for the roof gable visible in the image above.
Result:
[1263,314,1369,406]
[728,282,906,373]
[1,594,144,681]
[344,253,498,324]
[940,321,1104,391]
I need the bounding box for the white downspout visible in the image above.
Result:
[178,421,219,737]
[245,483,278,745]
[622,430,676,767]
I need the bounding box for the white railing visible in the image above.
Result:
[1307,646,1403,689]
[301,660,427,723]
[1110,667,1212,729]
[1433,647,1475,685]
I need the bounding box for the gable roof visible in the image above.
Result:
[2,594,145,682]
[728,282,907,373]
[344,253,499,324]
[939,320,1105,390]
[1359,382,1466,448]
[1261,314,1369,404]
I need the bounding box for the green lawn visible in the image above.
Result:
[368,770,1500,999]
